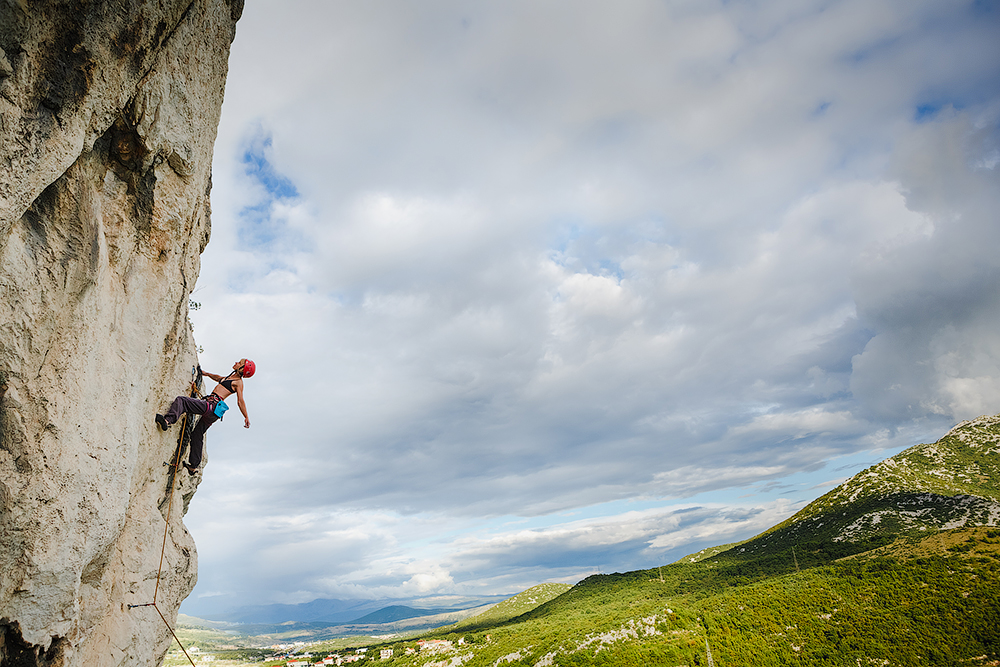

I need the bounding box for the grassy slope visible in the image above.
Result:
[673,540,750,564]
[700,537,1000,666]
[448,583,574,631]
[358,416,1000,666]
[357,531,1000,666]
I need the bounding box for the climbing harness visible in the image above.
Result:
[208,394,229,418]
[128,366,202,667]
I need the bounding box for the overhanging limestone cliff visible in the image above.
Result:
[0,2,241,665]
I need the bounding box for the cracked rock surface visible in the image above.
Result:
[0,2,240,665]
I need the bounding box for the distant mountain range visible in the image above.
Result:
[349,605,462,625]
[178,602,503,644]
[177,594,511,642]
[200,593,508,625]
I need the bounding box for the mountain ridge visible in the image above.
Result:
[732,414,1000,559]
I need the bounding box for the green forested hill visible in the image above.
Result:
[351,416,1000,666]
[448,583,573,630]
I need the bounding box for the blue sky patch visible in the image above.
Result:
[241,134,299,200]
[237,130,304,250]
[914,103,942,122]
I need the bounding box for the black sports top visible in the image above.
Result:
[218,373,237,393]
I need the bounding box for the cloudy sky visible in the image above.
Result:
[180,0,1000,617]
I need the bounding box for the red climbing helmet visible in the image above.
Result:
[241,359,256,378]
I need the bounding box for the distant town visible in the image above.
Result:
[167,637,471,666]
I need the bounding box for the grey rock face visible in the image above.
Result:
[0,2,240,665]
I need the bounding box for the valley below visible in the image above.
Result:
[170,415,1000,666]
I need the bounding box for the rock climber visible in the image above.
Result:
[155,358,255,475]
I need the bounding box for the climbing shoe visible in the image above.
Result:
[183,462,198,476]
[156,414,169,431]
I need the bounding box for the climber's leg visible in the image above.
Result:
[186,411,219,470]
[160,396,207,427]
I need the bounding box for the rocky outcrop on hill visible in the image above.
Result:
[739,414,1000,557]
[0,2,240,665]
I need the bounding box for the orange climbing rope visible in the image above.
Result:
[128,368,200,667]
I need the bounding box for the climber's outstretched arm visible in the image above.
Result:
[235,380,250,428]
[200,368,224,382]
